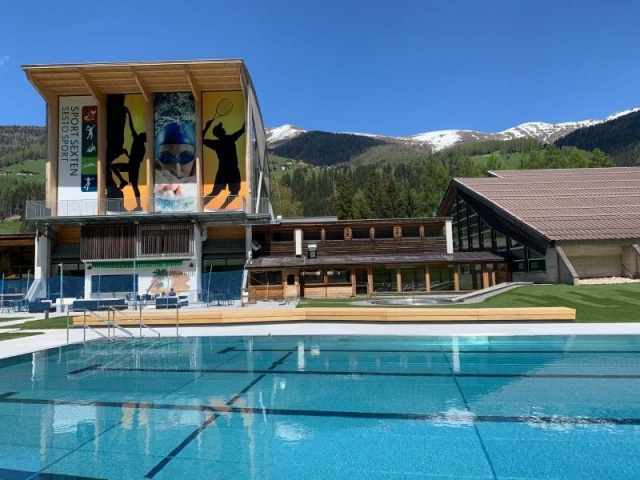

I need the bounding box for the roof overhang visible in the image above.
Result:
[22,59,249,103]
[247,251,505,269]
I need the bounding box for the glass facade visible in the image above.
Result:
[452,194,546,275]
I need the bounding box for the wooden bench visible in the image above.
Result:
[72,306,576,327]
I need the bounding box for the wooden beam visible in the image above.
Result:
[79,71,105,103]
[184,66,199,101]
[132,68,150,103]
[25,71,54,103]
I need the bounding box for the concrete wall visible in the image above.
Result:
[622,245,640,278]
[512,271,549,284]
[560,244,623,278]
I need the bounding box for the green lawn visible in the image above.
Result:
[5,158,46,177]
[17,316,70,330]
[299,284,640,322]
[471,152,524,170]
[0,331,42,341]
[0,219,25,234]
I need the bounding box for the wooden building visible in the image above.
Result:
[246,217,505,301]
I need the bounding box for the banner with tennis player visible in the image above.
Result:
[202,91,246,210]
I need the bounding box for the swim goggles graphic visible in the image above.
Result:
[157,151,196,165]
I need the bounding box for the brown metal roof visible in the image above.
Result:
[451,167,640,242]
[22,60,248,102]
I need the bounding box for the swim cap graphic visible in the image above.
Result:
[156,122,196,149]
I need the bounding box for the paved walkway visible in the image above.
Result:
[2,302,640,360]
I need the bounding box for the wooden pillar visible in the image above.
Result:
[367,267,373,296]
[482,264,489,289]
[396,267,402,293]
[425,264,431,292]
[350,269,356,297]
[453,265,460,292]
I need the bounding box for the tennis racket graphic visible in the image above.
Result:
[209,98,233,123]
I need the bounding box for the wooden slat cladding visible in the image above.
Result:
[56,225,81,244]
[81,224,193,260]
[81,225,135,260]
[139,224,193,257]
[265,238,446,257]
[207,226,245,240]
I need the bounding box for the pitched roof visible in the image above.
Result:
[442,167,640,242]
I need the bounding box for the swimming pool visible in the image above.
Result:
[0,334,639,479]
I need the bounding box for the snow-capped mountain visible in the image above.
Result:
[266,108,640,152]
[265,124,306,144]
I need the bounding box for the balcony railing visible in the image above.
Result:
[26,196,273,220]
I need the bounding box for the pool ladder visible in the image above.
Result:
[79,308,161,342]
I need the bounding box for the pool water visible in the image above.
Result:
[0,335,639,479]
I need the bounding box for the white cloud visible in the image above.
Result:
[0,56,10,67]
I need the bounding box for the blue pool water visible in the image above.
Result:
[0,334,640,479]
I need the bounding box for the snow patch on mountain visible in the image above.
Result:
[266,124,305,144]
[266,108,640,152]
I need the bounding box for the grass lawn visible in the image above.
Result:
[0,317,31,323]
[0,220,25,234]
[299,284,640,322]
[0,332,42,341]
[17,316,70,330]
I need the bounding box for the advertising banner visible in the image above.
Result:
[202,91,246,210]
[106,94,147,212]
[58,96,98,215]
[153,92,197,212]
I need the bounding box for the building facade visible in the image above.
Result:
[246,217,505,300]
[438,167,640,285]
[23,60,273,305]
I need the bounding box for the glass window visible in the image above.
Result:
[304,230,321,241]
[324,228,344,241]
[374,227,394,239]
[429,266,454,291]
[91,274,138,294]
[302,269,323,284]
[272,230,293,242]
[401,267,425,292]
[401,226,420,238]
[327,268,350,284]
[250,271,282,285]
[351,227,370,239]
[373,267,396,292]
[458,263,481,290]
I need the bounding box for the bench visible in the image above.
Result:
[155,297,179,309]
[28,300,54,313]
[72,298,127,312]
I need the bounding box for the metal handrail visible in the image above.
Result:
[108,306,161,338]
[82,309,113,342]
[25,196,273,219]
[81,308,134,340]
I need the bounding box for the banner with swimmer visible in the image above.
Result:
[153,92,197,212]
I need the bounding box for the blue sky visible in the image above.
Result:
[1,0,640,136]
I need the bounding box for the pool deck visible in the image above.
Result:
[1,301,639,360]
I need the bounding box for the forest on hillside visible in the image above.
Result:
[0,122,635,231]
[556,110,640,166]
[271,144,616,219]
[0,126,46,168]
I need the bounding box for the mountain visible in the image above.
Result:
[556,109,640,166]
[266,108,640,155]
